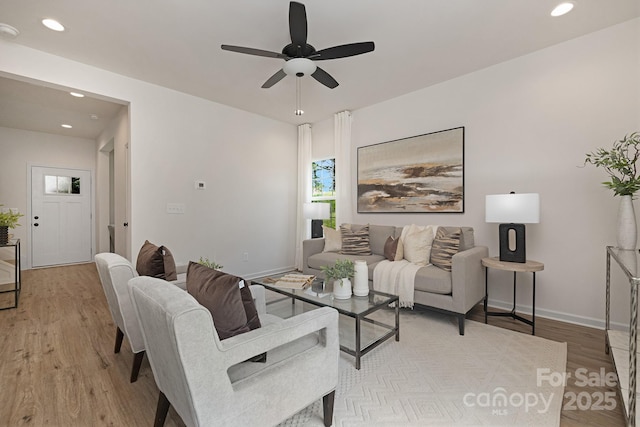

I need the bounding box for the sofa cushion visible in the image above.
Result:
[136,240,177,280]
[430,227,461,272]
[414,265,452,294]
[403,225,435,266]
[322,226,342,252]
[186,262,251,340]
[340,224,372,255]
[367,224,397,255]
[308,252,385,273]
[383,236,399,261]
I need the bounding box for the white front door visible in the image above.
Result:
[31,166,92,267]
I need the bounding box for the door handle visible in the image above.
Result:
[123,222,129,227]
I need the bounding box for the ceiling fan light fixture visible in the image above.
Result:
[283,58,317,77]
[551,2,574,17]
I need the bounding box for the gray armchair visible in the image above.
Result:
[94,252,186,382]
[128,276,340,427]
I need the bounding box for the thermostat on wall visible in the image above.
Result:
[195,180,206,190]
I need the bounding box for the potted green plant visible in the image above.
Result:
[0,205,23,245]
[197,257,223,270]
[584,132,640,249]
[321,259,354,299]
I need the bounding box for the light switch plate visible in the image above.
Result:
[166,203,186,214]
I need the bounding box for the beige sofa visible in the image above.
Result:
[302,224,488,335]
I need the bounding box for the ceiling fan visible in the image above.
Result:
[221,1,375,89]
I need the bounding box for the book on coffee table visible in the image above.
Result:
[268,274,315,290]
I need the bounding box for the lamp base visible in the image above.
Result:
[311,219,324,238]
[499,223,526,263]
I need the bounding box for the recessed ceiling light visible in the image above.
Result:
[70,92,84,98]
[42,18,65,32]
[0,23,19,39]
[61,124,72,129]
[551,2,574,17]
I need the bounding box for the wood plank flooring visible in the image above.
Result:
[0,263,627,426]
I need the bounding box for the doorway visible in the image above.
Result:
[30,166,93,267]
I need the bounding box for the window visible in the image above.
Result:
[311,158,336,229]
[45,175,81,194]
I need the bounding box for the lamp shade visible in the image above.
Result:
[485,193,540,224]
[303,202,330,220]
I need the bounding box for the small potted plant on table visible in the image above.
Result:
[0,205,23,245]
[321,259,355,299]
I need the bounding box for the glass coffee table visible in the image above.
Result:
[252,274,399,370]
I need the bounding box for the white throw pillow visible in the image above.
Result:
[322,226,342,252]
[402,225,435,266]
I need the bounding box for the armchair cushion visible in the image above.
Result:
[136,240,177,280]
[187,262,250,340]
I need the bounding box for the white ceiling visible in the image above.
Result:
[0,0,638,137]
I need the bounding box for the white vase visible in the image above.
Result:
[353,260,369,296]
[332,278,352,299]
[617,195,637,250]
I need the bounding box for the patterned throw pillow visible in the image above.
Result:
[340,224,372,255]
[430,227,461,271]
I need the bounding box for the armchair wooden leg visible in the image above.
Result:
[114,327,124,353]
[154,391,170,427]
[130,351,145,383]
[322,390,335,427]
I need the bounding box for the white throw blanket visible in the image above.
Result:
[373,259,421,308]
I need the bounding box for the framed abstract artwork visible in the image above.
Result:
[357,126,464,213]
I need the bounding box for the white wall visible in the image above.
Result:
[0,40,298,277]
[0,126,97,265]
[313,18,640,328]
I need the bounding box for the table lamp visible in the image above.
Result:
[485,192,540,263]
[303,202,330,238]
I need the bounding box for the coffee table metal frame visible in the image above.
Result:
[255,278,399,370]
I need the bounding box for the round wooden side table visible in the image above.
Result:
[482,257,544,335]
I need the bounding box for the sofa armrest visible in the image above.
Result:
[302,238,325,274]
[450,245,489,313]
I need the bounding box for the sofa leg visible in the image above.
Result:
[458,314,465,335]
[323,390,335,426]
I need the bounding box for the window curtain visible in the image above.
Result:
[334,110,353,226]
[295,123,313,270]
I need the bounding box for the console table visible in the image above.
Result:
[482,257,544,335]
[605,246,640,427]
[0,238,21,310]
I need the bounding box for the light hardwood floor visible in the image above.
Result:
[0,263,627,426]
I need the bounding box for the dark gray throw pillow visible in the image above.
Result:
[186,262,250,340]
[136,240,178,281]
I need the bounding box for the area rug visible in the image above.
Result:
[278,308,567,427]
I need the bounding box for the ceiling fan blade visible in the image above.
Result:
[221,45,288,59]
[311,67,339,89]
[289,1,308,49]
[261,69,287,88]
[312,41,375,61]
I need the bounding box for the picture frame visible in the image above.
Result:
[357,126,464,213]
